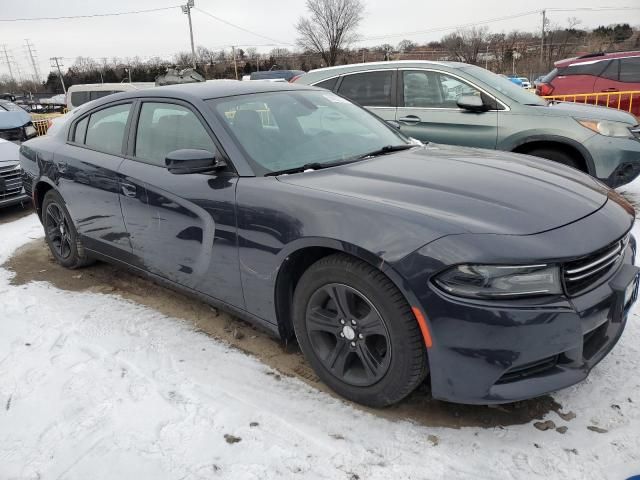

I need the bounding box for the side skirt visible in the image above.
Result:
[84,247,282,339]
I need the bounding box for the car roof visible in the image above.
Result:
[80,80,318,110]
[555,50,640,68]
[307,60,468,75]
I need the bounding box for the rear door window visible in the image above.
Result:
[337,71,394,107]
[620,57,640,83]
[84,103,131,155]
[73,116,89,143]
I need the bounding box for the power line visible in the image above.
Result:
[359,10,541,41]
[357,6,640,42]
[0,5,181,22]
[194,7,293,46]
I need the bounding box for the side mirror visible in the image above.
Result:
[165,149,226,175]
[386,120,401,130]
[457,95,488,113]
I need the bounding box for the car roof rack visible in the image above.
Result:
[576,52,606,59]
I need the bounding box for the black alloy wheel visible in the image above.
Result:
[293,253,429,407]
[44,202,73,260]
[305,283,392,387]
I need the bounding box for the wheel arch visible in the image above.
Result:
[33,178,57,220]
[509,135,595,175]
[273,238,424,344]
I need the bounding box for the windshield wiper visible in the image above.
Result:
[358,144,415,159]
[265,160,358,177]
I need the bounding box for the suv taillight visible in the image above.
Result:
[289,74,303,83]
[536,83,554,96]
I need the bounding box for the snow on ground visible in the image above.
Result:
[1,191,640,479]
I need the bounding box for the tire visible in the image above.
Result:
[525,148,580,170]
[292,253,429,407]
[42,190,94,269]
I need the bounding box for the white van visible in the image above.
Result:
[66,82,155,110]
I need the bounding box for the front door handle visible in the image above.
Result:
[398,115,421,124]
[602,88,619,92]
[120,183,137,198]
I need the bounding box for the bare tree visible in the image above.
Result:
[296,0,364,66]
[397,39,417,53]
[441,27,489,65]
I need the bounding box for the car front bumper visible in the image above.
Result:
[426,253,636,405]
[394,199,636,404]
[583,134,640,188]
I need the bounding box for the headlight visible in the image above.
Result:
[577,119,632,138]
[434,264,562,299]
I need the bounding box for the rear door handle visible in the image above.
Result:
[120,183,137,198]
[398,115,421,124]
[602,88,619,92]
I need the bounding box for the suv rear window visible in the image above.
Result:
[315,77,339,91]
[70,91,90,107]
[558,60,609,77]
[337,71,393,107]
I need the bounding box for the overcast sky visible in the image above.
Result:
[0,0,638,80]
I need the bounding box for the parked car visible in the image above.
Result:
[0,99,37,143]
[0,138,29,208]
[518,77,532,89]
[294,61,640,187]
[504,75,523,87]
[66,82,155,110]
[20,81,638,406]
[249,70,305,82]
[536,51,640,116]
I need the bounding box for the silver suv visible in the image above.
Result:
[294,61,640,187]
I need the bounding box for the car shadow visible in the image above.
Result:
[4,238,568,429]
[0,203,33,225]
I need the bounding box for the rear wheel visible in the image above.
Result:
[42,190,94,269]
[525,148,580,170]
[292,253,429,407]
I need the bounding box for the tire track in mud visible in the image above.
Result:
[4,238,563,429]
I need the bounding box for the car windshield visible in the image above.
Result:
[462,66,546,106]
[208,90,409,175]
[0,100,25,112]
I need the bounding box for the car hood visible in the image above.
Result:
[541,101,637,124]
[0,110,31,130]
[0,138,19,164]
[277,144,609,236]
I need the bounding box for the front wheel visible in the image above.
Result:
[526,148,581,171]
[292,254,429,407]
[42,190,94,269]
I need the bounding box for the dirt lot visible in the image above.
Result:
[3,235,570,430]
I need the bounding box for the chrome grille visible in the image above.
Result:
[563,235,629,296]
[0,164,24,201]
[631,125,640,140]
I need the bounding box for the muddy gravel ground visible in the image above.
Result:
[4,237,567,429]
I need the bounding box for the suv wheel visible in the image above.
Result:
[526,148,580,170]
[42,190,94,269]
[292,253,429,407]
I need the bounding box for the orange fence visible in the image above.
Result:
[542,90,640,117]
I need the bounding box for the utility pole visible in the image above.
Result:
[485,43,489,70]
[181,0,197,69]
[540,9,546,67]
[232,46,238,80]
[50,57,66,93]
[1,45,16,84]
[25,39,41,84]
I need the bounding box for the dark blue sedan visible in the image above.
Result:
[19,81,638,406]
